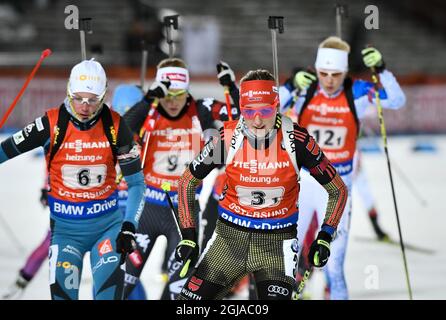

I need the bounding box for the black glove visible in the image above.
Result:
[216,61,236,88]
[146,80,170,99]
[116,221,137,265]
[308,229,333,268]
[175,228,199,277]
[39,188,48,208]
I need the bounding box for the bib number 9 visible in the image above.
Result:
[153,150,195,176]
[307,125,347,150]
[61,165,107,189]
[235,186,284,209]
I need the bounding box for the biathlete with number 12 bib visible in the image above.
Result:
[279,36,406,299]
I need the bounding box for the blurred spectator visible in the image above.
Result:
[0,2,36,47]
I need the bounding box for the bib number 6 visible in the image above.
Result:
[77,169,91,186]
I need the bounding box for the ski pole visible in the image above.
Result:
[140,40,148,89]
[161,182,182,240]
[292,268,312,300]
[218,61,234,121]
[335,4,348,39]
[140,15,180,169]
[161,182,192,278]
[370,66,413,300]
[79,17,92,61]
[0,49,52,130]
[164,15,179,58]
[268,16,284,88]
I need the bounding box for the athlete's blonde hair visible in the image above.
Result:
[319,36,350,53]
[157,57,187,69]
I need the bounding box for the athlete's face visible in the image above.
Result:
[70,92,102,120]
[160,89,188,117]
[243,103,278,137]
[317,69,347,95]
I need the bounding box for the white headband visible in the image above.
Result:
[315,48,349,72]
[155,67,189,90]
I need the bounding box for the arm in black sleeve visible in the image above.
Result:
[0,115,50,161]
[179,127,226,229]
[122,98,152,135]
[188,126,226,180]
[116,117,142,176]
[197,98,240,133]
[293,124,336,184]
[196,98,218,131]
[116,116,145,228]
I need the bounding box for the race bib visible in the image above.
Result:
[61,164,107,189]
[307,124,347,150]
[152,150,195,176]
[235,186,284,209]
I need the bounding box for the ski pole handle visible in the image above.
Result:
[0,49,52,129]
[268,16,284,88]
[164,15,180,58]
[140,40,148,89]
[79,17,92,61]
[335,4,348,39]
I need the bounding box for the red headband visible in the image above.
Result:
[239,80,278,108]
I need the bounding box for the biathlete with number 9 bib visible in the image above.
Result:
[279,36,406,299]
[174,69,348,300]
[0,60,146,300]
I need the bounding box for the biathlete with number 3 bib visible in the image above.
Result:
[174,69,348,300]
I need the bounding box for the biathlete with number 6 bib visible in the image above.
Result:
[279,36,406,299]
[174,69,348,300]
[0,60,146,300]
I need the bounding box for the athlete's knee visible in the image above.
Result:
[94,263,125,300]
[256,280,294,300]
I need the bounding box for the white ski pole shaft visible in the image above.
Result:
[140,41,148,89]
[79,18,92,61]
[335,4,347,39]
[164,15,179,58]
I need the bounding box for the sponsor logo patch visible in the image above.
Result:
[12,131,25,145]
[98,239,113,256]
[188,276,203,292]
